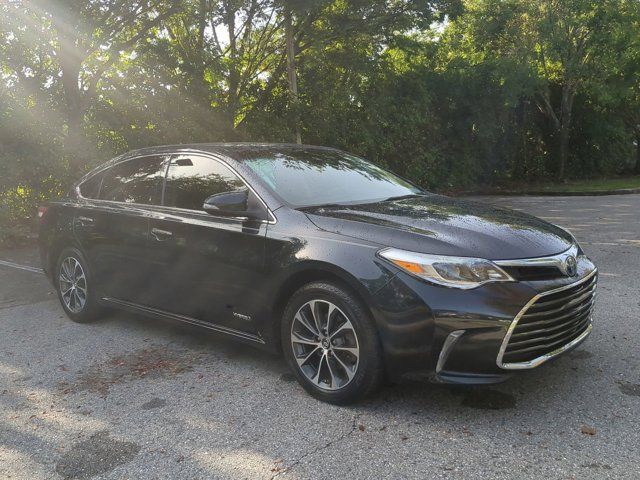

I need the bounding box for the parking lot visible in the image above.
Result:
[1,194,639,480]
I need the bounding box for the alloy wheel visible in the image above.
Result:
[59,257,87,314]
[290,299,360,391]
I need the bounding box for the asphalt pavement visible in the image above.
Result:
[0,194,639,479]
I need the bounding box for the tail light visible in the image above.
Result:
[37,206,48,221]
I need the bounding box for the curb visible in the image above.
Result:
[462,187,640,197]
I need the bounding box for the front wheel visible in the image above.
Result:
[281,282,384,404]
[55,247,101,323]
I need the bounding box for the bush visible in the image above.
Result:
[0,177,67,247]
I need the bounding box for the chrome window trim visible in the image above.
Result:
[75,150,277,224]
[496,268,597,370]
[76,198,266,226]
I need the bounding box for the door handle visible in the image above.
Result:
[151,227,173,241]
[77,216,94,226]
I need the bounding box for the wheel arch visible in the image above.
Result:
[267,261,377,353]
[40,204,85,280]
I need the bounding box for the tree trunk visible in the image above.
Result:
[635,130,640,175]
[65,106,86,166]
[558,85,575,181]
[514,97,528,180]
[284,9,301,144]
[226,2,240,136]
[191,0,209,105]
[58,39,87,169]
[558,125,569,180]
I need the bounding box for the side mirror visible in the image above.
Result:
[202,189,250,217]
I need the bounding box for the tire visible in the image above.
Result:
[55,247,101,323]
[281,281,384,404]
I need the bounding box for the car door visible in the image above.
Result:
[146,153,269,335]
[73,155,169,304]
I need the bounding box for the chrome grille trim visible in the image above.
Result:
[494,245,579,275]
[497,268,597,370]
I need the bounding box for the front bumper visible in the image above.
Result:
[370,255,597,384]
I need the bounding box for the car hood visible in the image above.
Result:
[304,195,574,260]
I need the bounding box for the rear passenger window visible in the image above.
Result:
[79,174,102,199]
[164,155,246,211]
[100,156,168,205]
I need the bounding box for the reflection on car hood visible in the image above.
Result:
[304,194,574,260]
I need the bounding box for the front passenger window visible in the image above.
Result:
[163,155,246,211]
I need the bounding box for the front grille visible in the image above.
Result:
[498,270,597,368]
[501,265,565,281]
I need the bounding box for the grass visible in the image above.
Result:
[534,176,640,193]
[464,175,640,195]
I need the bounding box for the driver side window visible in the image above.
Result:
[163,155,246,211]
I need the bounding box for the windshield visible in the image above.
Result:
[242,149,422,208]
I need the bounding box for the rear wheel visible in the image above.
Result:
[282,282,384,404]
[55,248,101,323]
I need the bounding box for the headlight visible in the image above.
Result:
[378,248,514,289]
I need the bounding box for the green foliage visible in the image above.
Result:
[0,0,639,242]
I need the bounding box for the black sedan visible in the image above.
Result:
[38,144,597,403]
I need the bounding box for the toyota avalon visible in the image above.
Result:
[39,144,597,404]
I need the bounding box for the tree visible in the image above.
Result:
[448,0,628,180]
[2,0,178,167]
[617,2,640,173]
[1,0,639,233]
[533,0,625,179]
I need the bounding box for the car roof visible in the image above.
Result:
[119,142,340,162]
[77,143,343,187]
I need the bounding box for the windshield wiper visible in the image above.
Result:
[297,202,351,211]
[298,194,425,211]
[382,193,425,202]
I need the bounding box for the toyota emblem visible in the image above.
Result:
[564,255,577,277]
